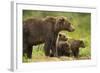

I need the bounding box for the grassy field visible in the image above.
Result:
[22,10,91,63]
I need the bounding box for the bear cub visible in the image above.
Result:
[68,39,85,58]
[56,33,71,57]
[54,33,85,58]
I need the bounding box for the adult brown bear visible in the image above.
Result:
[23,16,75,58]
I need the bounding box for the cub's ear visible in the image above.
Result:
[80,40,83,43]
[79,40,85,48]
[79,40,83,45]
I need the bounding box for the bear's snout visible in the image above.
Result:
[68,26,75,32]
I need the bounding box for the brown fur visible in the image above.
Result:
[68,39,85,58]
[55,34,85,58]
[50,33,70,57]
[23,16,75,58]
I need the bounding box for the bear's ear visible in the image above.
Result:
[79,40,85,48]
[44,16,56,24]
[59,17,65,23]
[56,16,66,24]
[80,40,83,43]
[79,40,83,44]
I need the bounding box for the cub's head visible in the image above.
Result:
[58,33,68,41]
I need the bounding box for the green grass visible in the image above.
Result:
[32,44,45,56]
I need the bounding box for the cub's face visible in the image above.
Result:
[58,33,68,41]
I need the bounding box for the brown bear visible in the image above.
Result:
[55,34,85,58]
[55,33,71,57]
[23,16,75,58]
[50,33,70,57]
[68,39,85,58]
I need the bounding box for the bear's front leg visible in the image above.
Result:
[51,44,57,57]
[72,48,79,58]
[51,36,58,57]
[23,43,28,57]
[44,41,51,56]
[26,45,32,59]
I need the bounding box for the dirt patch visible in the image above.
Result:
[23,55,90,63]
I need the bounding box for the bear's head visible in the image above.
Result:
[55,16,75,32]
[58,33,68,41]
